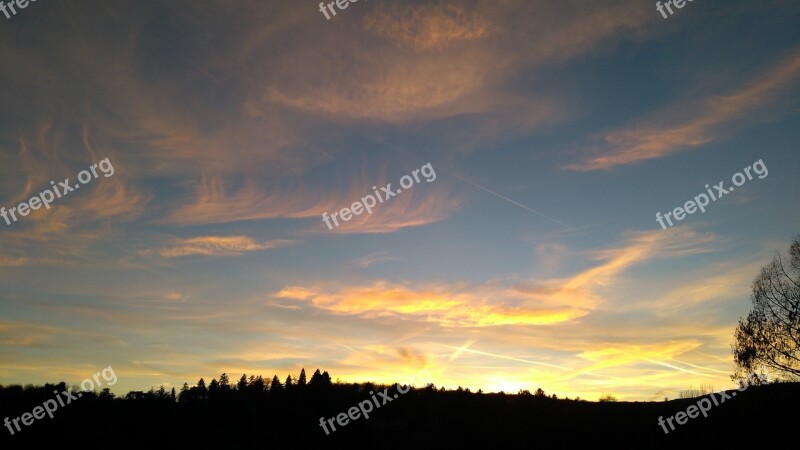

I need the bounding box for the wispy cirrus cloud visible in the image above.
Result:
[344,252,400,269]
[166,171,462,233]
[364,2,490,51]
[155,236,298,257]
[0,254,28,267]
[566,48,800,171]
[265,0,651,124]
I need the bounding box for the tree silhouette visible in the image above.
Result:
[99,387,115,400]
[599,394,617,402]
[254,375,265,393]
[238,374,248,391]
[308,368,332,393]
[6,367,794,447]
[309,369,323,387]
[298,368,307,387]
[219,373,230,391]
[284,374,293,391]
[183,378,207,401]
[195,378,207,399]
[270,375,283,392]
[209,378,220,397]
[733,235,800,382]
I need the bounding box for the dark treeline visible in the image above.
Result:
[174,368,330,403]
[1,370,798,449]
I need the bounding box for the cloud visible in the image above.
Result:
[164,292,188,302]
[345,252,400,269]
[156,236,298,257]
[1,0,651,236]
[364,2,490,52]
[265,301,302,311]
[577,341,704,374]
[397,347,429,369]
[645,263,758,312]
[277,281,580,326]
[264,0,650,124]
[275,286,316,300]
[0,254,28,267]
[275,228,718,328]
[322,184,463,234]
[514,229,715,308]
[165,169,462,232]
[566,47,800,171]
[0,319,126,349]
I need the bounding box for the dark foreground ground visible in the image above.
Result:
[1,382,797,448]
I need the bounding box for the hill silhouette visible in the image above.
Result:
[1,369,798,448]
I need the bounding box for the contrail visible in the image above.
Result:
[336,343,358,353]
[694,351,734,364]
[430,342,577,372]
[182,56,224,86]
[447,172,608,246]
[432,342,638,383]
[392,145,608,246]
[448,339,477,362]
[670,359,730,375]
[645,359,716,378]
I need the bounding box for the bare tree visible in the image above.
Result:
[678,384,714,399]
[598,394,617,402]
[732,236,800,383]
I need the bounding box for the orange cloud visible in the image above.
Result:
[276,282,577,326]
[322,184,463,235]
[276,228,717,329]
[264,0,650,124]
[364,2,491,51]
[156,236,297,257]
[567,48,800,171]
[344,252,400,269]
[0,254,27,267]
[166,171,462,232]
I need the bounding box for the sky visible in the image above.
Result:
[0,0,799,401]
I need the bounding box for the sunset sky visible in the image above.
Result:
[1,0,799,401]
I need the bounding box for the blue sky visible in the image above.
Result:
[0,0,798,400]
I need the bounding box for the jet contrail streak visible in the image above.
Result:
[670,359,730,374]
[448,339,477,362]
[448,172,608,246]
[645,359,716,378]
[430,342,577,372]
[391,145,607,246]
[336,343,358,353]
